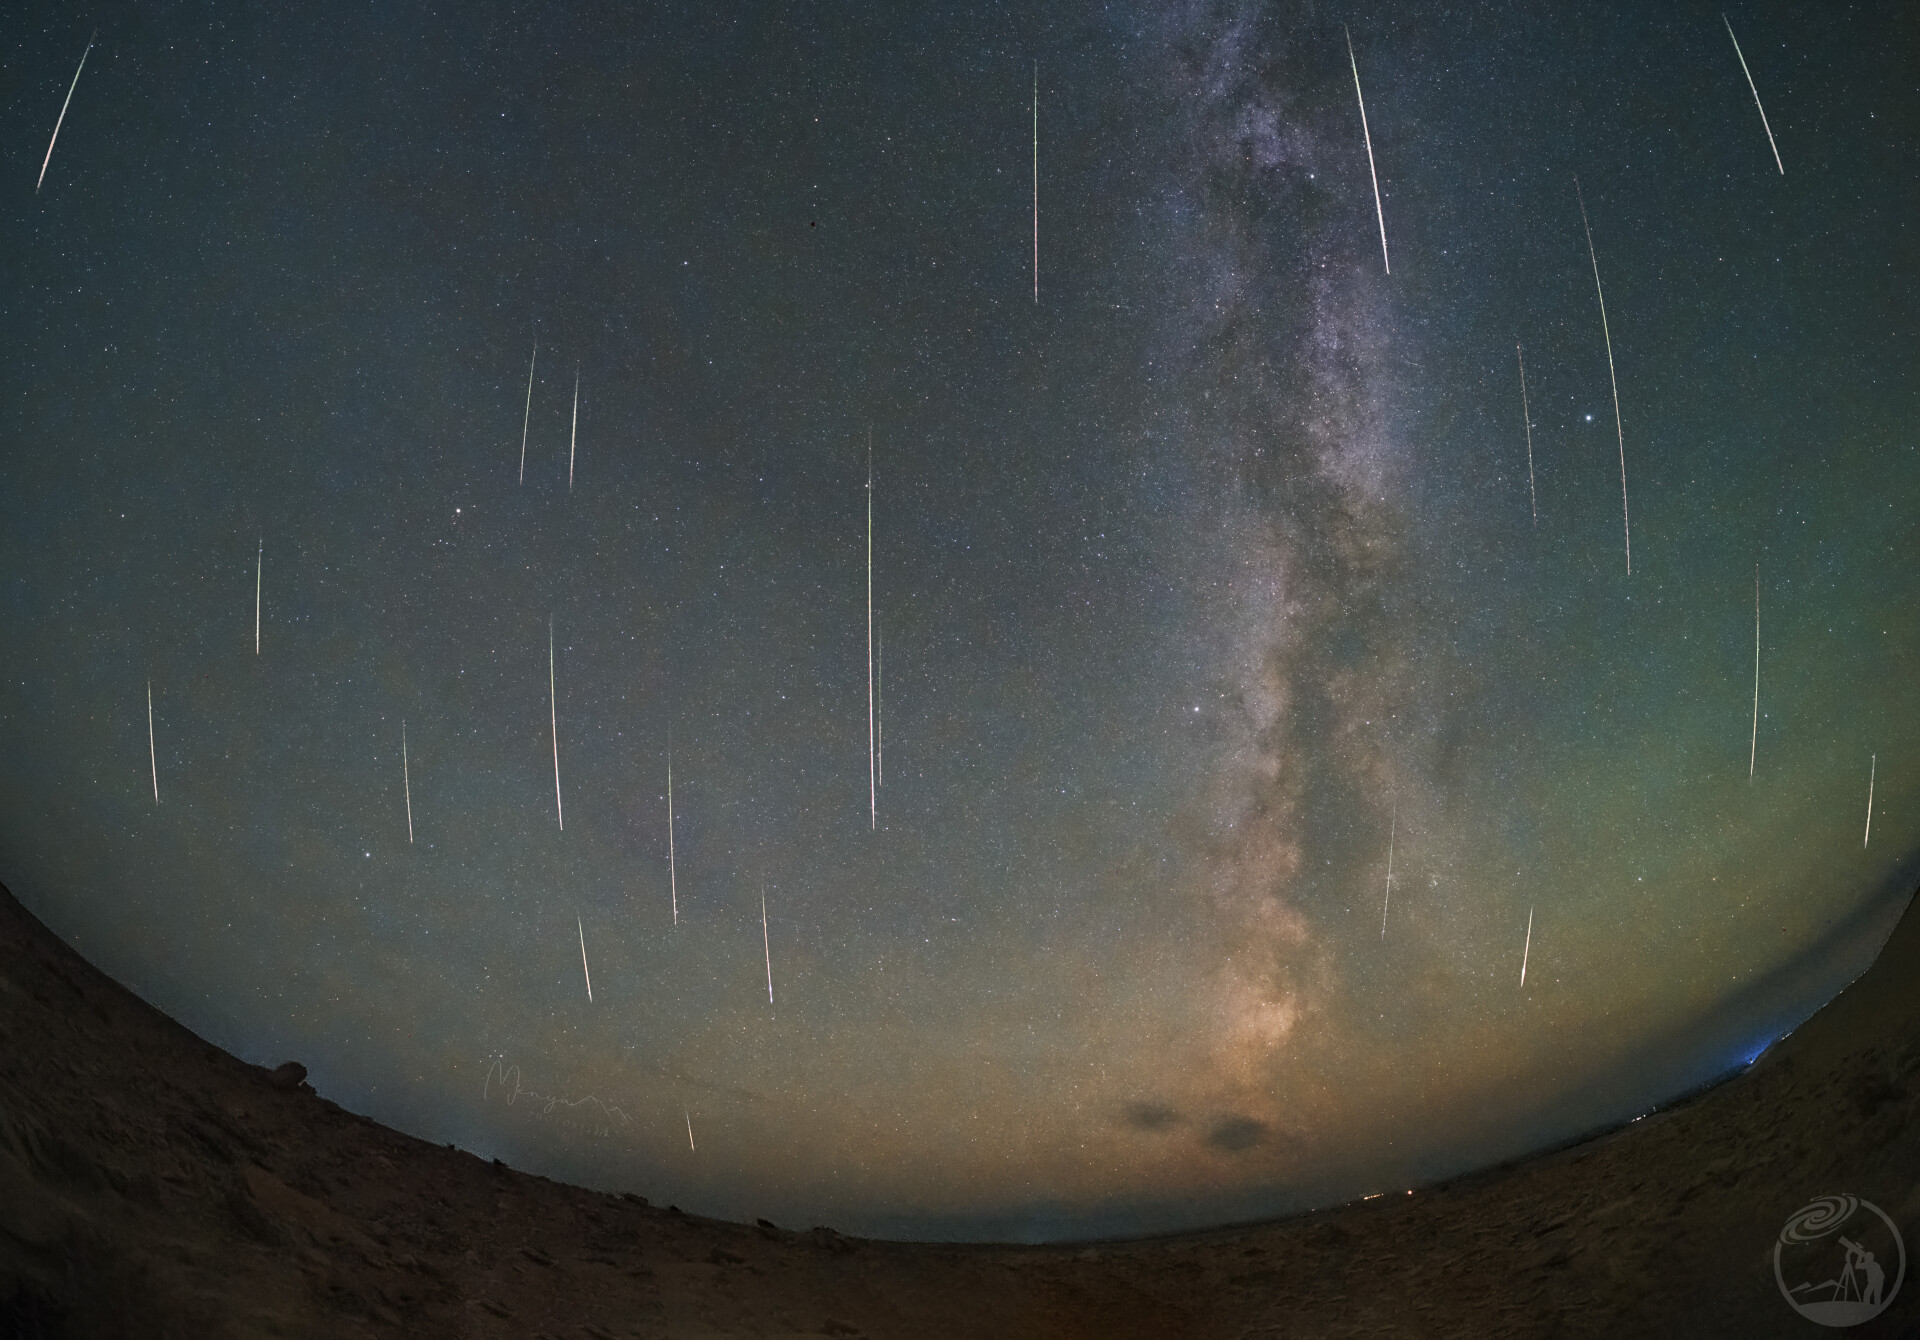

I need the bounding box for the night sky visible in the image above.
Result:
[3,0,1915,1241]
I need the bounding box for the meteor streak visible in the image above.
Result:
[254,539,262,653]
[1722,14,1784,174]
[37,32,94,193]
[1864,755,1875,849]
[1516,344,1537,524]
[1575,177,1630,574]
[519,341,536,485]
[569,369,579,491]
[867,430,876,830]
[667,742,678,925]
[876,620,884,788]
[1380,796,1396,938]
[685,1107,696,1152]
[402,720,414,843]
[1032,63,1039,303]
[1520,906,1534,986]
[761,882,773,1005]
[550,617,563,829]
[578,915,593,1002]
[1749,565,1759,779]
[147,679,158,805]
[1345,27,1390,275]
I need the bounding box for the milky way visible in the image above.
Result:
[1,0,1914,1240]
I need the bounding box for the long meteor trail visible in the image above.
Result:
[402,720,414,843]
[1864,755,1875,848]
[549,618,563,829]
[867,431,876,830]
[761,883,774,1005]
[667,742,678,925]
[578,915,593,1002]
[1516,344,1537,524]
[1723,14,1783,174]
[1380,796,1396,938]
[685,1107,695,1152]
[1575,177,1630,574]
[876,620,884,788]
[1345,27,1390,275]
[519,341,536,484]
[147,680,158,804]
[569,369,579,491]
[1520,906,1534,986]
[1750,565,1759,779]
[254,539,263,653]
[1032,63,1039,303]
[37,32,94,193]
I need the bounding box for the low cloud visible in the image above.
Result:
[1120,1101,1182,1132]
[1205,1115,1268,1153]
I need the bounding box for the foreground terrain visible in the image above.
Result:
[3,879,1917,1338]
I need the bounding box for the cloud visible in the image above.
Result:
[1120,1101,1182,1132]
[1205,1115,1269,1153]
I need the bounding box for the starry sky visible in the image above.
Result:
[2,0,1915,1241]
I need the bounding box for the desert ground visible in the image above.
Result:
[3,878,1916,1338]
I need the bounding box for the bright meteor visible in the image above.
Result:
[402,720,414,843]
[1864,755,1875,849]
[519,341,536,485]
[1380,796,1396,938]
[1516,345,1537,525]
[1345,26,1390,276]
[667,741,679,925]
[1575,176,1631,575]
[866,430,876,831]
[146,679,158,805]
[549,617,563,830]
[577,915,593,1002]
[1032,63,1040,303]
[1722,14,1783,175]
[1749,565,1759,779]
[37,33,95,194]
[761,882,774,1005]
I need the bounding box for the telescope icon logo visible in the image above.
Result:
[1774,1194,1904,1326]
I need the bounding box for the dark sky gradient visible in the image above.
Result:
[2,0,1915,1241]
